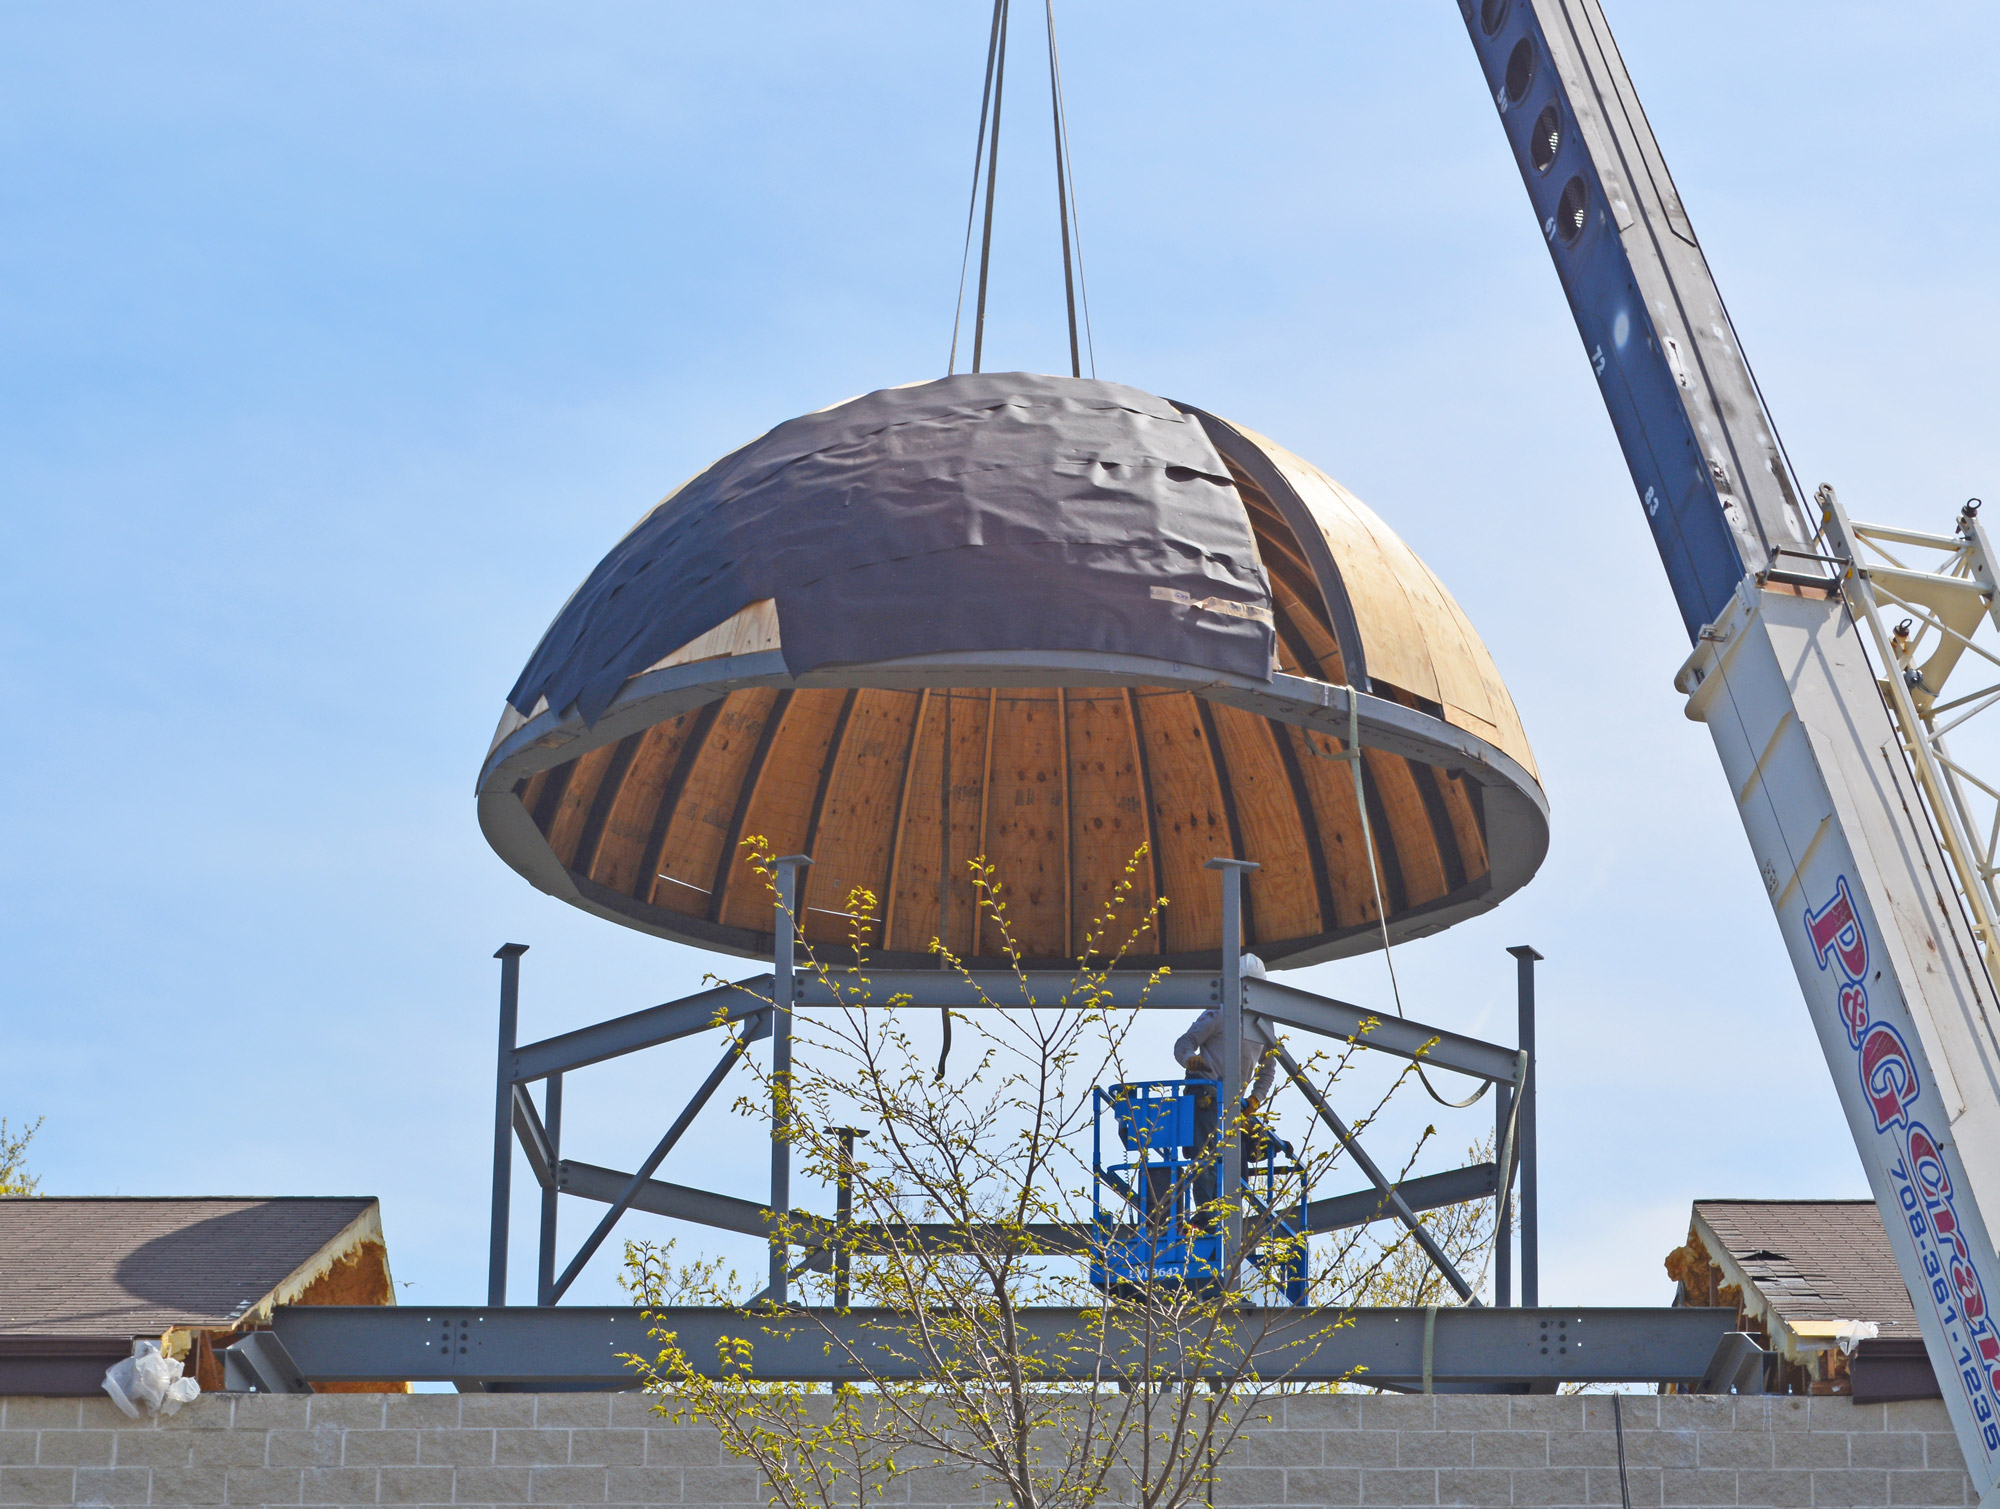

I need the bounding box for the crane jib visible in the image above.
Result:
[1454,0,1811,641]
[1461,0,2000,1491]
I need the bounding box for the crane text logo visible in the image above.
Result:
[1807,876,2000,1456]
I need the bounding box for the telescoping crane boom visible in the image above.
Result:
[1456,0,2000,1491]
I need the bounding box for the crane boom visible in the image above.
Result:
[1456,0,2000,1491]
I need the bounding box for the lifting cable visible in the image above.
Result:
[1337,692,1489,1110]
[947,0,1095,378]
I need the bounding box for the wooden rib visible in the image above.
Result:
[1437,770,1490,883]
[1268,717,1337,936]
[573,733,644,879]
[519,769,552,823]
[528,760,576,839]
[1064,689,1151,961]
[797,689,860,918]
[1283,723,1377,928]
[717,688,850,933]
[1357,749,1413,916]
[1134,690,1226,954]
[1058,688,1073,961]
[1407,760,1469,894]
[981,691,1068,959]
[975,688,997,955]
[1206,704,1313,945]
[592,714,703,894]
[1193,696,1257,946]
[801,690,922,951]
[879,689,932,946]
[635,699,722,905]
[543,742,622,867]
[707,689,796,923]
[651,689,781,917]
[1124,689,1166,914]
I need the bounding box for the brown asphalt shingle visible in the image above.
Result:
[1696,1198,1921,1338]
[0,1197,376,1337]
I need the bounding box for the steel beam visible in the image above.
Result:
[1245,976,1521,1085]
[556,1158,1496,1253]
[272,1305,1743,1389]
[512,981,772,1083]
[790,969,1224,1012]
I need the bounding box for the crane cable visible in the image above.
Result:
[947,0,1095,378]
[1338,692,1489,1110]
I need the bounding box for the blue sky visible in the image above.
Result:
[2,2,1995,1310]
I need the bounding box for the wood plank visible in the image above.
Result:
[1436,768,1490,885]
[652,688,783,919]
[591,713,702,895]
[573,734,644,879]
[1267,717,1338,938]
[1123,689,1166,915]
[1282,723,1378,930]
[1193,698,1257,945]
[1359,748,1424,913]
[980,689,1069,960]
[1407,760,1469,894]
[1209,702,1324,946]
[543,742,621,868]
[800,690,922,953]
[1065,688,1156,962]
[797,690,859,921]
[1131,690,1225,955]
[879,690,932,949]
[719,688,860,933]
[708,689,796,922]
[634,702,721,904]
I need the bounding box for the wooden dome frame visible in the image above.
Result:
[477,378,1547,970]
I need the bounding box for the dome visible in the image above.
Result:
[478,373,1545,970]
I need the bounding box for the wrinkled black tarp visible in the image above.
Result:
[507,373,1274,727]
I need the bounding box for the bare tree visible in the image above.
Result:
[624,839,1494,1507]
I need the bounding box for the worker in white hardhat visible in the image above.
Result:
[1174,954,1281,1225]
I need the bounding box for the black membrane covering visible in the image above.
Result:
[507,372,1276,727]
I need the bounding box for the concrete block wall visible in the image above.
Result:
[0,1391,1975,1507]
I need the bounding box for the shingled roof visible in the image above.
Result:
[1666,1198,1924,1396]
[0,1197,393,1393]
[0,1197,384,1337]
[1694,1199,1919,1339]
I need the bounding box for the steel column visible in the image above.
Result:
[1494,1076,1513,1308]
[1205,857,1257,1273]
[770,855,811,1304]
[536,1073,563,1307]
[1510,945,1543,1307]
[489,943,528,1308]
[831,1125,867,1309]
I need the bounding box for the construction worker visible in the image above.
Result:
[1174,954,1280,1225]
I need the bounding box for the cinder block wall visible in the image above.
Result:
[0,1391,1974,1507]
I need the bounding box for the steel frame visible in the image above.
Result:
[247,1303,1756,1393]
[486,859,1543,1321]
[1818,491,2000,986]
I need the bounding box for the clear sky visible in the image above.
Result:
[3,2,1995,1311]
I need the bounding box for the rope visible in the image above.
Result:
[1044,0,1080,377]
[969,0,1010,374]
[1422,1302,1438,1394]
[1337,691,1488,1109]
[947,0,1007,375]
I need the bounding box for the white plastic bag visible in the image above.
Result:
[1835,1319,1881,1356]
[102,1340,202,1419]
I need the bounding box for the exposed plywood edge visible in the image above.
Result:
[638,599,782,675]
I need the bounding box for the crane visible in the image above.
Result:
[1457,0,2000,1489]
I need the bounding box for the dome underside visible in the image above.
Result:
[482,374,1544,970]
[513,681,1491,968]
